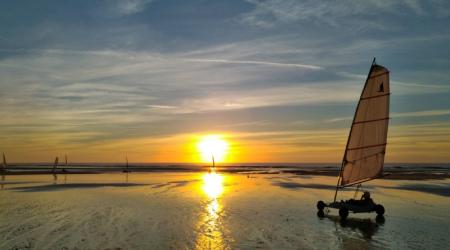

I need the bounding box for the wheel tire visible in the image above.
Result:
[376,215,385,224]
[317,200,325,210]
[375,204,385,215]
[339,207,349,220]
[317,210,325,218]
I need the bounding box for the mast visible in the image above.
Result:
[333,58,377,202]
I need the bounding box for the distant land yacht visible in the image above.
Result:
[1,153,7,172]
[123,154,130,173]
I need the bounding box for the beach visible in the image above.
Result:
[1,166,449,249]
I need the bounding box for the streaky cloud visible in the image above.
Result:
[328,109,450,123]
[186,58,322,70]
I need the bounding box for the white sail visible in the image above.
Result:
[340,63,390,186]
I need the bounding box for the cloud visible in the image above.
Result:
[393,109,450,118]
[328,109,450,123]
[106,0,154,16]
[1,0,449,163]
[241,0,449,28]
[186,58,322,70]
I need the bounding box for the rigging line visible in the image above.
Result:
[353,184,362,199]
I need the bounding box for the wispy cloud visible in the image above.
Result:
[241,0,449,28]
[328,109,450,123]
[106,0,154,16]
[393,109,450,118]
[186,58,322,70]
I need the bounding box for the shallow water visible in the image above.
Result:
[0,172,449,249]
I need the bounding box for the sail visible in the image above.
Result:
[340,63,390,186]
[53,157,59,171]
[2,153,6,168]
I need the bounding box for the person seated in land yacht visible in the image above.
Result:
[347,191,374,205]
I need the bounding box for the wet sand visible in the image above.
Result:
[0,172,449,249]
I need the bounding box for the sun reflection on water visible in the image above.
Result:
[202,172,224,199]
[195,172,229,249]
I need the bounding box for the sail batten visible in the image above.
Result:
[339,62,390,187]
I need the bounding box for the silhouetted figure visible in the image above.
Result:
[361,191,373,204]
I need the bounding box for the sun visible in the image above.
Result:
[197,135,229,163]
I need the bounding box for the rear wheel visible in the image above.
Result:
[339,207,349,220]
[317,201,325,210]
[375,204,385,215]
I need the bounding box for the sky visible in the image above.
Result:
[1,0,450,163]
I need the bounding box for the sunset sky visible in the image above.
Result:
[1,0,449,163]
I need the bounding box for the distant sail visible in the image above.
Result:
[53,157,59,172]
[2,153,6,168]
[340,63,390,186]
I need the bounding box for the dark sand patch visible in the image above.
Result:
[9,183,149,192]
[382,184,450,197]
[151,180,196,189]
[272,181,376,191]
[382,173,450,180]
[272,182,336,190]
[0,181,38,185]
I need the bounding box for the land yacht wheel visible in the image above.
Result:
[376,215,385,224]
[317,210,325,218]
[375,204,385,215]
[317,201,325,210]
[339,207,349,220]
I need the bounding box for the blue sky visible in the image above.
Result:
[1,0,450,162]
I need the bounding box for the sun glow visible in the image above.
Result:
[197,135,229,163]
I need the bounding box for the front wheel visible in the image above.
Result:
[375,204,385,215]
[317,210,325,218]
[339,207,349,220]
[317,201,325,210]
